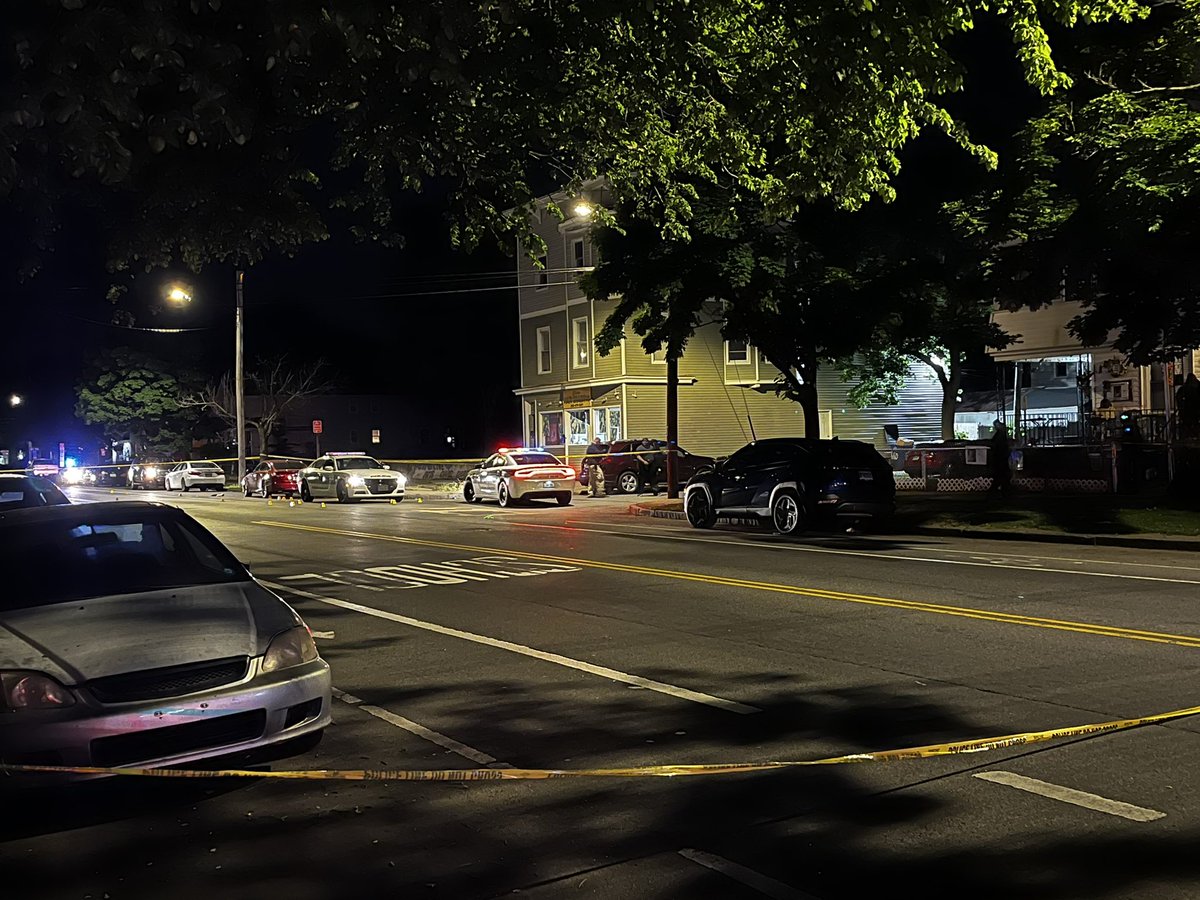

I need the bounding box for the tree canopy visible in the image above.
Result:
[1,0,1147,284]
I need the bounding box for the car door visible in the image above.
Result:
[742,445,798,509]
[166,463,183,489]
[317,459,338,496]
[252,462,270,492]
[715,445,769,509]
[478,455,504,498]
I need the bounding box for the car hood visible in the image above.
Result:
[0,581,300,685]
[340,468,398,477]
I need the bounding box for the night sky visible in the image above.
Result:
[1,187,521,458]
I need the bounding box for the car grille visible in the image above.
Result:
[88,657,249,703]
[366,479,397,495]
[91,709,267,767]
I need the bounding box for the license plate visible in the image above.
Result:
[543,480,555,488]
[858,470,874,481]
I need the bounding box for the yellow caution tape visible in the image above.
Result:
[4,702,1197,782]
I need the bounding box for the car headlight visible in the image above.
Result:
[144,466,159,479]
[262,626,319,673]
[395,473,407,487]
[1,672,76,711]
[62,468,84,485]
[346,475,366,487]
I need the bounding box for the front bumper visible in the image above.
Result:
[0,658,331,778]
[509,476,576,500]
[345,478,405,500]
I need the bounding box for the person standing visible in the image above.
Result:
[583,438,607,498]
[636,437,661,495]
[988,420,1012,498]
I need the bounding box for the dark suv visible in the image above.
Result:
[579,440,717,493]
[683,437,894,533]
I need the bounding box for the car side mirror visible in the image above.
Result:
[383,463,390,469]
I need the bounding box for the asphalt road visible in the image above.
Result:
[7,485,1200,899]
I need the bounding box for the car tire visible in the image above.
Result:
[685,488,717,529]
[242,482,252,497]
[259,480,271,499]
[336,479,351,504]
[556,492,572,507]
[300,479,313,503]
[463,482,479,503]
[617,470,640,494]
[770,488,807,535]
[497,482,514,508]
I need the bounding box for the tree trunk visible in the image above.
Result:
[666,353,679,498]
[254,422,268,460]
[796,382,820,439]
[941,366,961,440]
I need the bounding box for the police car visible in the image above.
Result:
[297,452,406,503]
[463,448,577,507]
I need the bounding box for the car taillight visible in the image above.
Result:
[513,467,574,479]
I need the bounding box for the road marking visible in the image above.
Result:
[254,522,1200,650]
[332,688,508,767]
[513,521,1200,587]
[678,849,820,900]
[311,630,335,639]
[264,579,759,715]
[973,771,1166,822]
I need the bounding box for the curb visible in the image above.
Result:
[628,502,1200,550]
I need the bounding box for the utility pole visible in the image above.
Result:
[666,353,679,498]
[235,269,246,486]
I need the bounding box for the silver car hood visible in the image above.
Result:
[0,581,300,685]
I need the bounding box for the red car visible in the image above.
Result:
[241,459,302,498]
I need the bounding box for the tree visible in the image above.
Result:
[181,357,328,456]
[964,1,1200,364]
[75,347,201,456]
[1,0,1146,286]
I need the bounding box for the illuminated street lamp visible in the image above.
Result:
[572,200,594,219]
[166,284,192,304]
[8,394,22,408]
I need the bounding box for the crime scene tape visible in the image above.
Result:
[5,702,1198,782]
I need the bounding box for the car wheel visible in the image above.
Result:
[259,479,271,499]
[242,482,252,497]
[617,470,640,494]
[685,488,717,529]
[497,481,514,508]
[770,489,807,535]
[300,479,313,503]
[336,479,351,504]
[463,481,477,503]
[556,492,572,507]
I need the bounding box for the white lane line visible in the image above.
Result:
[262,579,759,716]
[973,771,1166,822]
[332,687,507,767]
[311,630,336,639]
[678,849,820,900]
[514,521,1200,587]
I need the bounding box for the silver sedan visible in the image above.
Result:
[463,448,577,507]
[0,502,331,780]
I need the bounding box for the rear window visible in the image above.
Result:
[192,461,222,470]
[509,453,561,466]
[825,442,888,466]
[0,509,249,610]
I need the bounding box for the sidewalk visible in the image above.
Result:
[627,496,1200,551]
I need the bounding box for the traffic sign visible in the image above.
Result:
[312,419,323,434]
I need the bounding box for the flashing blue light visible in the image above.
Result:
[65,457,79,469]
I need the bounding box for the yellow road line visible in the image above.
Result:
[253,520,1200,649]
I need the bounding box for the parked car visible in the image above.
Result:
[683,437,895,533]
[580,439,717,494]
[901,440,973,479]
[0,473,71,511]
[463,448,577,507]
[91,465,126,488]
[297,453,406,503]
[127,460,169,490]
[0,501,331,777]
[165,460,228,492]
[26,459,61,480]
[242,459,303,498]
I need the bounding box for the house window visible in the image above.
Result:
[568,409,589,445]
[572,317,590,369]
[539,411,564,446]
[726,339,750,364]
[537,253,548,288]
[1055,362,1069,378]
[573,239,585,269]
[650,347,667,364]
[592,406,622,442]
[536,326,552,374]
[371,429,381,444]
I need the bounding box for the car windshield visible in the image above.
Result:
[0,508,249,610]
[0,476,69,511]
[509,453,561,466]
[334,457,384,470]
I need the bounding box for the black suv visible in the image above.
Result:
[683,437,894,533]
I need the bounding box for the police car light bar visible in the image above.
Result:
[328,451,368,456]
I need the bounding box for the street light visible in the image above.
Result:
[166,284,192,304]
[8,394,22,408]
[572,200,594,219]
